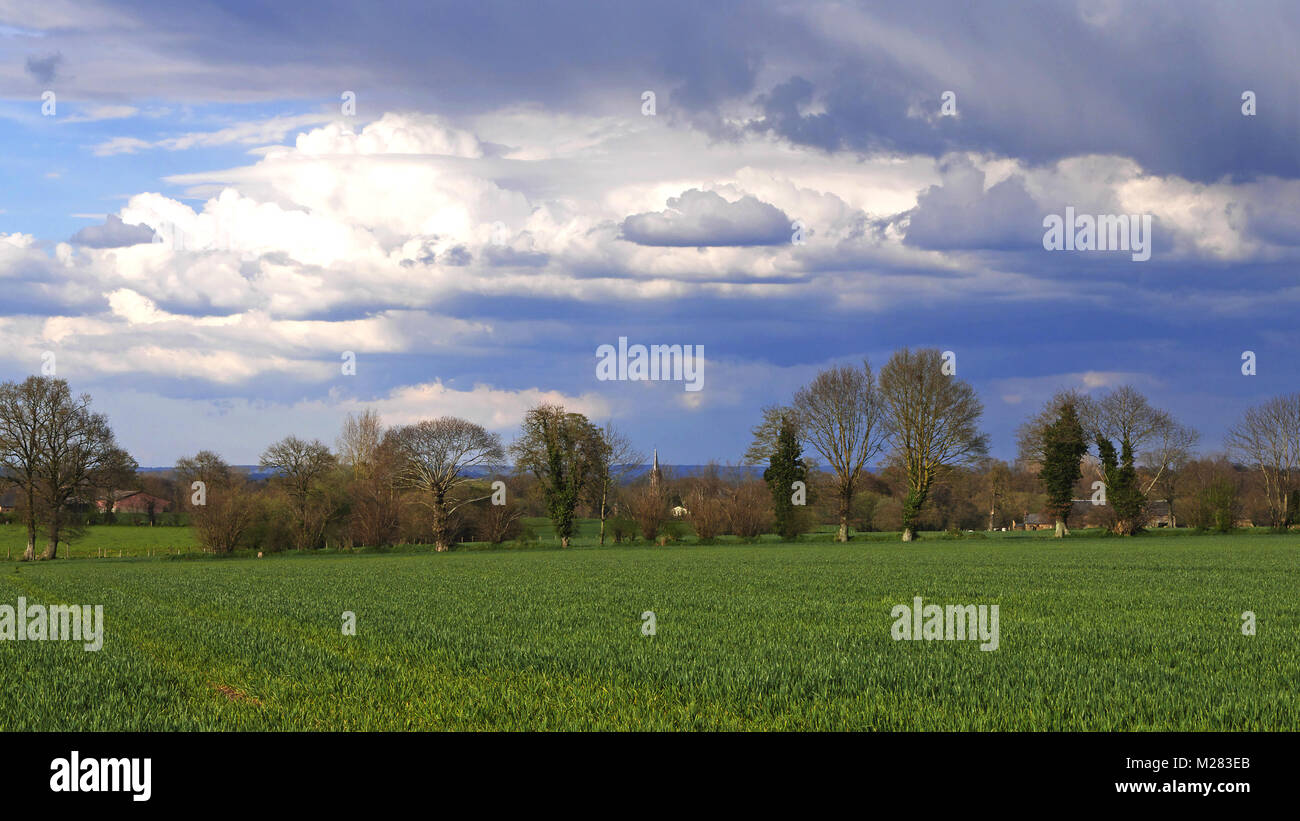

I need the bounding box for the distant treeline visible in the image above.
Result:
[2,348,1297,558]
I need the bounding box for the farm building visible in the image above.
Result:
[1145,500,1172,527]
[98,490,172,514]
[0,488,18,513]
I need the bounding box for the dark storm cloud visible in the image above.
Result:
[15,2,1299,181]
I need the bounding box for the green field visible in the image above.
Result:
[1,531,1296,731]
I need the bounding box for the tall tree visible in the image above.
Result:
[1226,394,1300,529]
[878,348,989,542]
[743,404,798,466]
[764,413,808,540]
[791,361,884,542]
[260,436,338,550]
[337,409,384,480]
[1087,385,1171,458]
[511,405,603,548]
[1040,400,1088,537]
[34,382,121,559]
[1097,434,1146,535]
[337,411,401,549]
[1139,420,1198,527]
[591,421,643,546]
[386,418,504,552]
[0,377,59,560]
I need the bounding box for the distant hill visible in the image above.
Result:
[138,464,764,482]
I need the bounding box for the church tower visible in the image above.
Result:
[650,448,662,490]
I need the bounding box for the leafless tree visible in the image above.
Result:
[879,348,989,542]
[743,404,798,466]
[791,361,884,542]
[684,463,728,541]
[592,421,643,545]
[336,412,402,548]
[1015,389,1095,468]
[337,409,384,480]
[626,478,669,541]
[260,436,338,550]
[1087,385,1172,457]
[176,451,257,553]
[725,479,773,539]
[1139,420,1199,525]
[387,418,504,551]
[1226,394,1300,528]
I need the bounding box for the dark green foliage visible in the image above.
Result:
[1041,402,1088,531]
[1097,435,1146,535]
[1192,479,1240,533]
[763,415,808,540]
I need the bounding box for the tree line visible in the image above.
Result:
[3,349,1299,558]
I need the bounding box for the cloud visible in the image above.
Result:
[70,215,156,248]
[620,189,791,247]
[24,51,61,83]
[62,104,138,123]
[901,155,1043,251]
[92,113,334,156]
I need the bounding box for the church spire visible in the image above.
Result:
[650,448,661,489]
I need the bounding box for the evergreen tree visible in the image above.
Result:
[1097,434,1146,535]
[764,414,808,541]
[1041,402,1088,537]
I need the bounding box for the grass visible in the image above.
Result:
[0,522,200,559]
[1,531,1296,730]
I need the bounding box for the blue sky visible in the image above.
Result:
[1,0,1299,466]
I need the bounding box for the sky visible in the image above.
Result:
[1,0,1299,467]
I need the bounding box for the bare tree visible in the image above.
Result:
[1140,420,1199,526]
[177,451,257,553]
[626,478,669,541]
[337,409,384,480]
[1087,385,1172,458]
[725,479,773,539]
[684,463,729,542]
[1226,394,1300,528]
[743,404,798,466]
[336,412,402,548]
[260,436,338,550]
[791,361,884,542]
[879,348,989,542]
[592,421,643,545]
[1015,389,1095,467]
[386,418,504,552]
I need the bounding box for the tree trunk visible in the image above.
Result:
[837,484,852,543]
[1054,518,1066,538]
[561,535,570,548]
[44,519,58,560]
[431,493,449,552]
[599,484,608,546]
[901,527,915,542]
